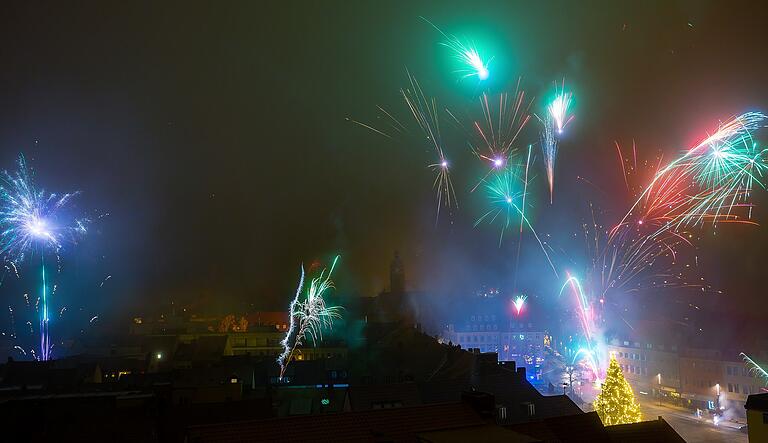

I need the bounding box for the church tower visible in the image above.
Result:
[389,251,405,294]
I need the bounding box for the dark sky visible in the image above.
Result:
[1,1,768,321]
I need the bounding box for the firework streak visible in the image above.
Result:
[548,81,574,135]
[278,256,343,379]
[512,295,527,316]
[540,114,558,203]
[741,352,768,386]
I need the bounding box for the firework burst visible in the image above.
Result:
[400,73,458,220]
[348,73,457,221]
[421,17,492,81]
[448,82,532,190]
[474,166,525,245]
[0,155,87,261]
[512,294,527,316]
[0,155,87,360]
[619,112,768,233]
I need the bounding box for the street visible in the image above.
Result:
[541,353,748,443]
[636,398,747,443]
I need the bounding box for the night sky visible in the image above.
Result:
[1,1,768,324]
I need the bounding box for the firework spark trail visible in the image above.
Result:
[540,115,558,203]
[278,256,343,379]
[0,154,88,360]
[421,17,492,81]
[741,352,768,385]
[560,274,601,380]
[590,218,693,300]
[548,80,574,134]
[572,347,600,381]
[474,165,559,276]
[513,145,533,291]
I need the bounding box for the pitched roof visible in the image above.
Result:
[187,401,487,443]
[605,416,685,443]
[417,424,539,442]
[505,410,609,442]
[347,382,421,411]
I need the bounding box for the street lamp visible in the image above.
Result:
[657,373,662,406]
[715,383,721,412]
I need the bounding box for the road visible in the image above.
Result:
[542,351,748,442]
[638,399,747,443]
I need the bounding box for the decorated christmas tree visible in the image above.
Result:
[593,355,643,425]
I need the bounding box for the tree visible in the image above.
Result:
[593,355,643,426]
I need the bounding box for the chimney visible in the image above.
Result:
[500,360,516,372]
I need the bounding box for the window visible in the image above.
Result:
[372,401,403,409]
[727,366,732,375]
[744,385,749,394]
[735,384,739,393]
[728,383,733,392]
[498,406,507,420]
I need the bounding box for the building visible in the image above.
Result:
[606,322,683,404]
[678,348,722,411]
[444,320,546,379]
[246,311,290,332]
[441,295,549,380]
[745,393,768,442]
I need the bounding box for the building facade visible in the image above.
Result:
[443,315,546,380]
[607,337,681,403]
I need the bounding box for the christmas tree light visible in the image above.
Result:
[593,356,643,426]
